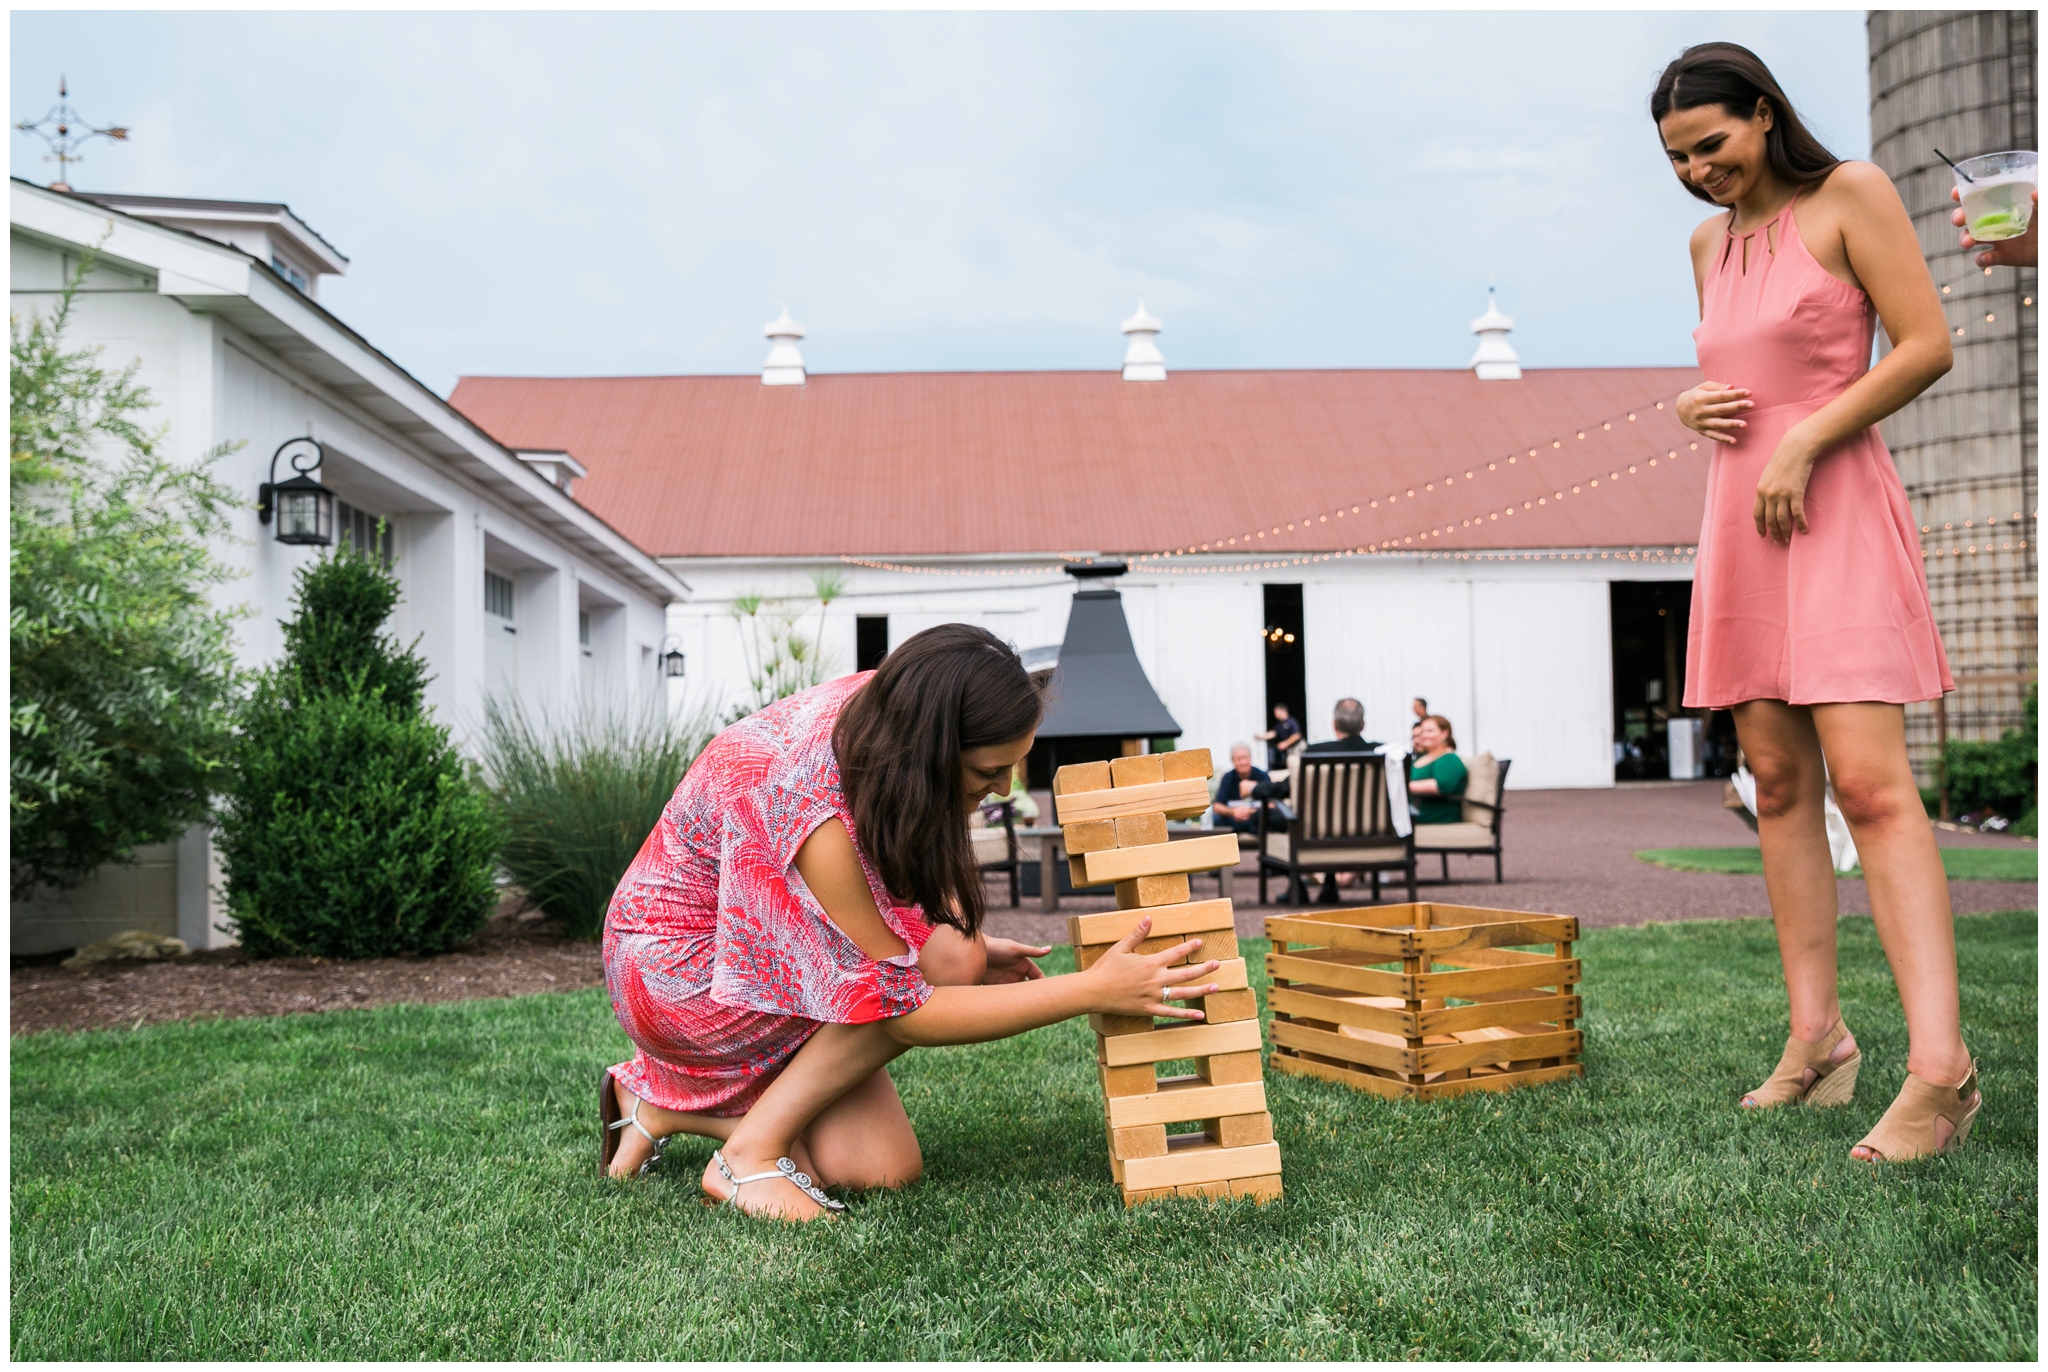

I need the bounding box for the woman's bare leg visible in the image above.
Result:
[616,928,989,1206]
[1811,704,1973,1154]
[1732,701,1862,1100]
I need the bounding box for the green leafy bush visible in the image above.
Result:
[1942,687,2038,834]
[216,544,499,958]
[479,697,715,939]
[10,263,246,895]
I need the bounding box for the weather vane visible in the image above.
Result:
[15,77,129,192]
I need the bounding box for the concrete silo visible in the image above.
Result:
[1867,10,2037,788]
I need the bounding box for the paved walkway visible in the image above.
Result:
[982,780,2036,945]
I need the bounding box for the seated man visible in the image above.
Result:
[1210,743,1272,835]
[1267,697,1380,801]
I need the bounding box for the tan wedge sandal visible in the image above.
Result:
[1741,1015,1861,1109]
[1853,1063,1982,1163]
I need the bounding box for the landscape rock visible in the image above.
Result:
[61,931,190,968]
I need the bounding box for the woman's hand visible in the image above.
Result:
[1952,185,2037,269]
[1080,917,1222,1021]
[1753,430,1819,542]
[980,936,1050,985]
[1676,380,1753,444]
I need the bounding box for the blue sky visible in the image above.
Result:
[12,10,1871,394]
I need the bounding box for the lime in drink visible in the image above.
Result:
[1955,150,2037,242]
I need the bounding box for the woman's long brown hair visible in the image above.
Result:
[1651,42,1842,204]
[832,623,1044,937]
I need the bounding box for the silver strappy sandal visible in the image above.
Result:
[606,1095,670,1178]
[709,1150,847,1215]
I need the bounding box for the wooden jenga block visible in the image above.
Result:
[1075,933,1194,970]
[1053,777,1209,824]
[1105,1077,1266,1129]
[1113,812,1169,848]
[1062,819,1118,854]
[1198,929,1240,961]
[1114,874,1192,909]
[1121,1137,1282,1191]
[1159,749,1213,782]
[1175,1180,1235,1200]
[1193,989,1259,1024]
[1122,1186,1176,1208]
[1110,754,1166,788]
[1055,761,1114,795]
[1110,1123,1168,1160]
[1100,1062,1158,1097]
[1085,833,1240,884]
[1089,1013,1155,1037]
[1100,1017,1261,1066]
[1198,1050,1265,1085]
[1070,900,1234,946]
[1229,1173,1284,1203]
[1205,1112,1274,1148]
[1070,856,1100,888]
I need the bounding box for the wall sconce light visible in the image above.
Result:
[257,436,334,546]
[661,639,687,679]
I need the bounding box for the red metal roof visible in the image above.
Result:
[448,367,1707,559]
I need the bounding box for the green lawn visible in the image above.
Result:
[11,913,2037,1360]
[1638,845,2038,881]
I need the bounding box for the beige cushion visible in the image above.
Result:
[1462,752,1500,823]
[1264,833,1410,865]
[970,829,1012,865]
[1414,822,1495,850]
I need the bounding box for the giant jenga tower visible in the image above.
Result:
[1055,749,1283,1206]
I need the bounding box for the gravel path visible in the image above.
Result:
[14,783,2030,1033]
[981,779,2036,944]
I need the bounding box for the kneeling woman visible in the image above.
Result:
[599,624,1222,1220]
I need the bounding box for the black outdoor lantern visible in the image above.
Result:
[661,640,687,679]
[257,437,334,546]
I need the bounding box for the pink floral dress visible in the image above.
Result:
[602,673,934,1117]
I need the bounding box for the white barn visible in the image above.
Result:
[10,180,686,953]
[454,299,1709,796]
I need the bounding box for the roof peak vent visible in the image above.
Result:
[1120,298,1166,382]
[1469,287,1521,380]
[762,305,806,386]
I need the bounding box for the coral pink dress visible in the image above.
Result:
[602,673,934,1117]
[1685,187,1952,708]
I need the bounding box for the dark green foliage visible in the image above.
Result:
[1943,688,2038,831]
[7,914,2035,1359]
[9,262,246,894]
[215,544,499,958]
[479,698,715,938]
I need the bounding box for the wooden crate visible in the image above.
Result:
[1263,902,1583,1101]
[1059,748,1284,1207]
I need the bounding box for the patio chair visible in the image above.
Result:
[1412,753,1511,884]
[970,801,1022,907]
[1256,752,1416,906]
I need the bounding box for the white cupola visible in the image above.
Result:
[1469,288,1521,380]
[1120,298,1166,382]
[761,306,807,386]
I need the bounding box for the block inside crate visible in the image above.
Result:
[1058,748,1284,1206]
[1264,902,1583,1101]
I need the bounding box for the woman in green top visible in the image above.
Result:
[1408,715,1468,825]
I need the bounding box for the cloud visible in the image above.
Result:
[11,10,1869,392]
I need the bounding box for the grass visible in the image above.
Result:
[11,913,2037,1360]
[1638,845,2038,881]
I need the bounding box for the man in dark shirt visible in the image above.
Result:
[1276,697,1381,904]
[1211,743,1272,834]
[1255,704,1303,771]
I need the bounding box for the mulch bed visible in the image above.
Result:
[9,904,605,1036]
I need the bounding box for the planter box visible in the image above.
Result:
[1264,902,1582,1101]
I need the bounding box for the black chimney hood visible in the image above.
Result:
[1035,562,1182,741]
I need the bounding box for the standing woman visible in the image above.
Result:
[599,624,1223,1219]
[1655,44,1977,1161]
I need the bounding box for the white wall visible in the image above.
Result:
[665,555,1687,793]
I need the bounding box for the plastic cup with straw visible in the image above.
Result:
[1938,146,2037,243]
